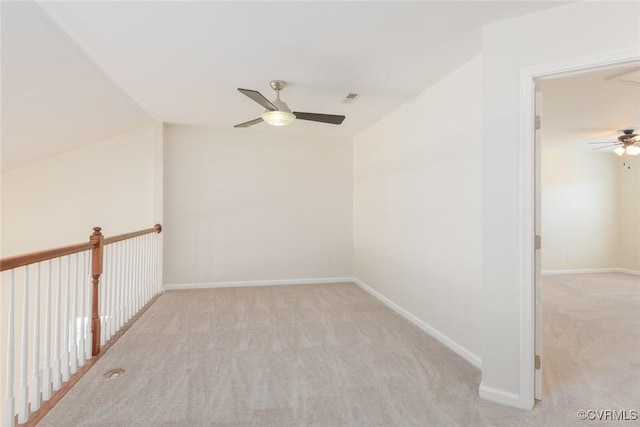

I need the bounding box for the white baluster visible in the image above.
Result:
[116,241,122,331]
[137,236,142,312]
[152,233,157,296]
[136,236,141,312]
[61,257,70,382]
[155,233,160,294]
[85,252,92,361]
[69,254,78,374]
[108,244,115,340]
[29,263,42,411]
[52,259,62,390]
[132,238,137,315]
[132,238,136,317]
[147,233,152,302]
[53,258,62,390]
[128,238,132,320]
[126,239,132,323]
[118,240,125,330]
[117,241,123,330]
[107,245,114,341]
[79,252,87,364]
[42,260,52,401]
[157,232,162,294]
[4,270,16,427]
[17,267,29,423]
[142,236,147,306]
[143,234,148,304]
[100,247,108,346]
[135,237,140,314]
[137,237,142,311]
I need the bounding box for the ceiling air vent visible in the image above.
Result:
[341,93,359,104]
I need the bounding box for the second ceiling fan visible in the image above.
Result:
[590,129,640,156]
[234,80,345,128]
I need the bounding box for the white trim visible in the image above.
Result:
[518,64,536,411]
[352,277,482,369]
[479,383,530,410]
[543,268,640,276]
[163,277,353,291]
[518,48,640,411]
[616,269,640,277]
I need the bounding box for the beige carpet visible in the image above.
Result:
[539,273,640,412]
[40,275,639,426]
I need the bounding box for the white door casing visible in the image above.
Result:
[518,48,640,410]
[534,82,542,401]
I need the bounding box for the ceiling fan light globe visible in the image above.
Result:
[262,110,295,127]
[614,146,626,156]
[625,145,640,156]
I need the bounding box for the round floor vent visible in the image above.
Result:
[103,368,125,379]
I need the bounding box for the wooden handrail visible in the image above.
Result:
[0,224,163,272]
[0,242,97,272]
[103,224,162,245]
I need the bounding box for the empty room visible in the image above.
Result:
[538,66,640,413]
[1,1,639,426]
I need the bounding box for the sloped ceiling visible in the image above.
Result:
[2,1,565,171]
[1,2,151,171]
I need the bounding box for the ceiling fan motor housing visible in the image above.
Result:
[619,129,638,144]
[269,80,287,91]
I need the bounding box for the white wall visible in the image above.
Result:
[353,55,483,365]
[541,149,618,271]
[617,155,640,271]
[542,149,640,273]
[481,1,640,409]
[163,125,353,286]
[1,123,157,256]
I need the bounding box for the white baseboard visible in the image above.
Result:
[616,268,640,276]
[163,277,353,291]
[352,277,482,369]
[479,382,532,410]
[543,268,640,276]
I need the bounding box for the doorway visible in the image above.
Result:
[515,48,640,409]
[531,62,640,408]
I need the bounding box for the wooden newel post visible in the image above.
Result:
[90,227,104,356]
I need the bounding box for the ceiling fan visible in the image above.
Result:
[590,129,640,156]
[234,80,345,128]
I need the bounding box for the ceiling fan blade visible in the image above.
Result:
[293,112,345,125]
[588,141,617,144]
[238,88,277,111]
[233,117,264,128]
[591,144,618,151]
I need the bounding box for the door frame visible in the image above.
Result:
[517,48,639,408]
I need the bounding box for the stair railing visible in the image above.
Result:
[1,224,162,426]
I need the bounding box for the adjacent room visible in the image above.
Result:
[1,1,639,426]
[539,66,640,406]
